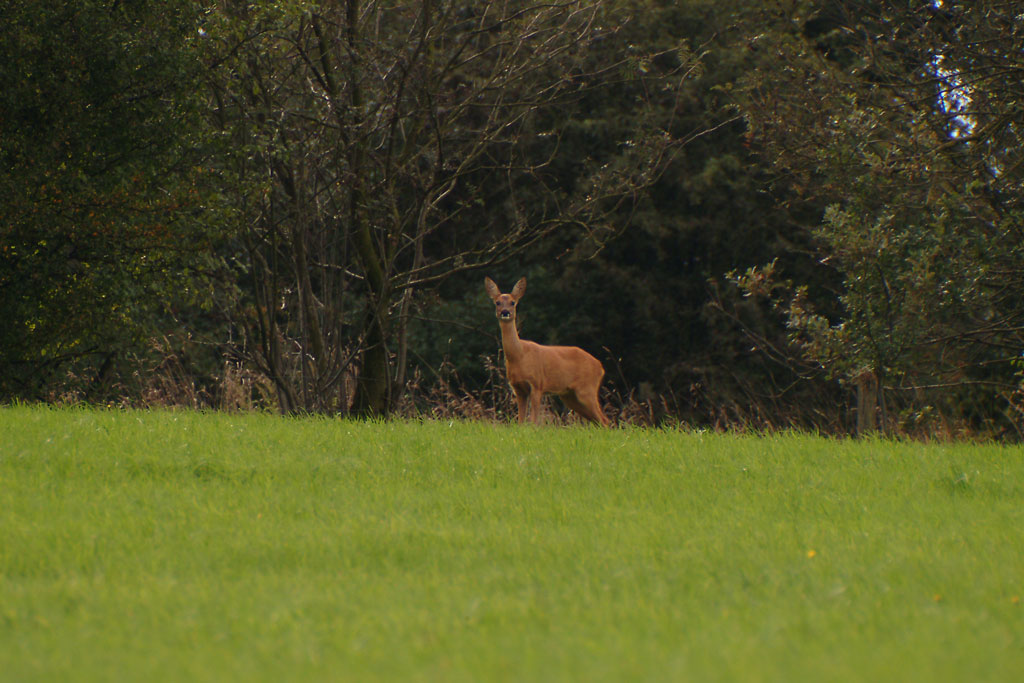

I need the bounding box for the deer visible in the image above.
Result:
[484,276,611,426]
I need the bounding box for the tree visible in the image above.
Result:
[738,0,1024,435]
[204,0,687,415]
[0,0,216,400]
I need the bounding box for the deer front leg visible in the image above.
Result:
[511,382,530,424]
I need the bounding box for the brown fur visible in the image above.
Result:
[484,277,610,426]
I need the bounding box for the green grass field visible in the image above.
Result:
[1,405,1022,681]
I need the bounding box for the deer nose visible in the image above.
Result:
[499,309,512,319]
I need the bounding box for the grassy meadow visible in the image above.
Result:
[1,405,1022,681]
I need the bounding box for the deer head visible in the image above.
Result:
[484,277,526,323]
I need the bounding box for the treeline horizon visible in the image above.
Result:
[2,1,1022,438]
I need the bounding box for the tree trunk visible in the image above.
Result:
[344,0,392,417]
[351,310,390,416]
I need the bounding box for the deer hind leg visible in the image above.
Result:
[589,399,612,426]
[560,393,589,424]
[564,389,610,426]
[580,383,611,426]
[529,387,545,424]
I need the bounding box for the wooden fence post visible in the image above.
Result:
[855,368,878,436]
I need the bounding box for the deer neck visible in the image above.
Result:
[498,319,525,362]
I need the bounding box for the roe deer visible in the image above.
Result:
[484,276,610,426]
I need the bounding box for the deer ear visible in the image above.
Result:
[484,277,500,300]
[511,277,526,299]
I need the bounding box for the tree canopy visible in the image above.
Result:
[2,0,1022,437]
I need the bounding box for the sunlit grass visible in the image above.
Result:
[1,405,1022,681]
